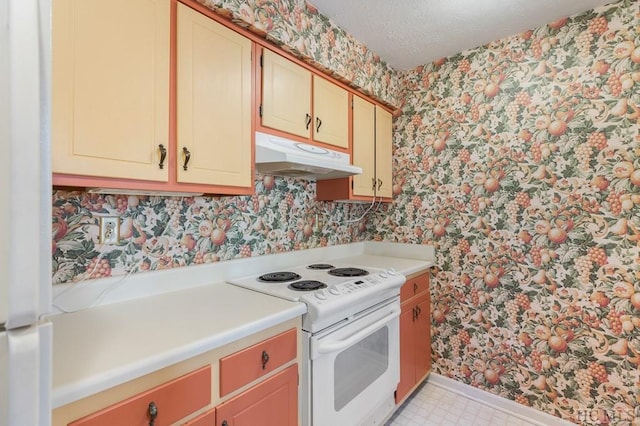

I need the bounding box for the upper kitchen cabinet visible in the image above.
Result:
[52,0,254,195]
[52,0,170,182]
[176,2,252,188]
[316,95,394,201]
[260,48,349,150]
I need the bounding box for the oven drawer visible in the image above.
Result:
[219,328,297,397]
[400,272,429,302]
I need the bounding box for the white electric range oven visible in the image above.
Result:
[227,262,405,425]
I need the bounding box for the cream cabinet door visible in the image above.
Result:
[351,96,376,197]
[176,3,252,187]
[312,76,348,149]
[261,49,311,138]
[52,0,170,181]
[375,107,393,198]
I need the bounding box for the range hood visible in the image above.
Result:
[255,132,362,180]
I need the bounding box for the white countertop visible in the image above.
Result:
[49,283,305,408]
[49,242,434,409]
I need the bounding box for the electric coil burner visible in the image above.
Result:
[328,267,369,277]
[289,280,327,291]
[307,263,334,270]
[258,272,301,282]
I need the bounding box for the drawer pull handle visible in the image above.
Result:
[222,421,228,426]
[148,401,158,426]
[261,350,270,369]
[413,282,418,293]
[158,144,167,169]
[305,113,312,130]
[316,117,322,132]
[182,147,191,171]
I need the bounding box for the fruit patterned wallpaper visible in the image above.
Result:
[52,179,375,284]
[369,0,639,423]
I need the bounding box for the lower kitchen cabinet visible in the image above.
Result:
[216,364,298,426]
[396,272,431,404]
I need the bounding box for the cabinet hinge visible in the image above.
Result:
[259,104,263,117]
[260,54,263,67]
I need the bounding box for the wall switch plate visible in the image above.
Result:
[99,216,120,245]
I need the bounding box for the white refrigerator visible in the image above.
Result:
[1,0,52,425]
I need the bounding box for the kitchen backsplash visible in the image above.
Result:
[52,176,378,284]
[370,0,639,423]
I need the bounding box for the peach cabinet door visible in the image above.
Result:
[176,3,252,187]
[351,96,376,197]
[312,76,349,149]
[216,365,298,426]
[68,365,211,426]
[261,49,311,139]
[395,304,416,404]
[415,292,432,380]
[375,107,393,198]
[52,0,170,181]
[219,328,297,397]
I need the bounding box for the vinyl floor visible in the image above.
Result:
[386,381,539,426]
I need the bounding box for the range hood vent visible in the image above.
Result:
[255,132,362,180]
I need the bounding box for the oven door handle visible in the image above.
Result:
[316,307,400,354]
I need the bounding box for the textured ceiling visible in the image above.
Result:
[309,0,618,70]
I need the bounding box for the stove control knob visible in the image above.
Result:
[329,287,341,295]
[315,290,327,300]
[378,272,388,279]
[387,268,397,276]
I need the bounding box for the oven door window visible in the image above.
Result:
[334,326,388,410]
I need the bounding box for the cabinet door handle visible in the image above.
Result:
[412,307,417,322]
[261,350,270,369]
[413,282,418,294]
[148,401,158,426]
[371,177,376,191]
[222,421,228,426]
[377,178,383,190]
[316,117,322,132]
[305,113,312,130]
[158,144,167,169]
[182,147,191,171]
[416,306,422,317]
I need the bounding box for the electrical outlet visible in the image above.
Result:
[99,216,120,245]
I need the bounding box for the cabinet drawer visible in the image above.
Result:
[400,273,429,302]
[69,365,211,426]
[220,328,297,397]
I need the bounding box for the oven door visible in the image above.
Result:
[309,298,400,425]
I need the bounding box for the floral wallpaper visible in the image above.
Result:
[195,0,401,108]
[52,176,373,284]
[370,0,639,423]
